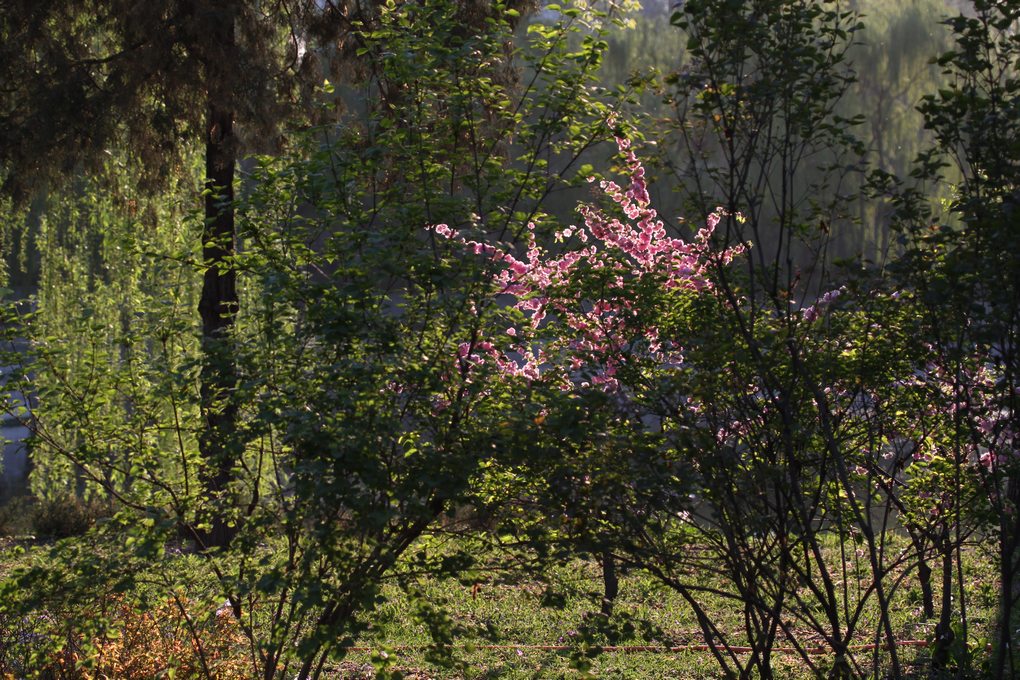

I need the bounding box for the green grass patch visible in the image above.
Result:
[0,527,1009,679]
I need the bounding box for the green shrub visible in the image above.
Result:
[0,496,31,537]
[31,494,110,539]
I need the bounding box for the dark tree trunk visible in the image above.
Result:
[195,2,239,551]
[601,548,618,617]
[918,556,935,620]
[993,478,1020,679]
[931,540,956,675]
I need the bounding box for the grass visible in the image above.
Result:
[0,521,1010,679]
[322,538,1003,679]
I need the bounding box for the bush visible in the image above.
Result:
[0,496,32,537]
[0,596,250,679]
[31,495,111,540]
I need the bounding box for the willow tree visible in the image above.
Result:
[0,0,531,548]
[0,0,299,546]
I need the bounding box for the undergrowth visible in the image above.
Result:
[0,527,1006,679]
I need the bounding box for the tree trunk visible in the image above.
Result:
[601,548,618,617]
[931,540,956,675]
[195,2,239,551]
[993,478,1020,679]
[918,556,935,620]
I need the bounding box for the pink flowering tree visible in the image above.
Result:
[431,134,744,396]
[426,132,824,676]
[432,131,930,678]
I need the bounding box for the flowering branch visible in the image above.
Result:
[432,134,746,392]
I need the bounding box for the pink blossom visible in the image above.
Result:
[427,132,742,392]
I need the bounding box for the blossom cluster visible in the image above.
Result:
[431,134,745,391]
[801,286,845,323]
